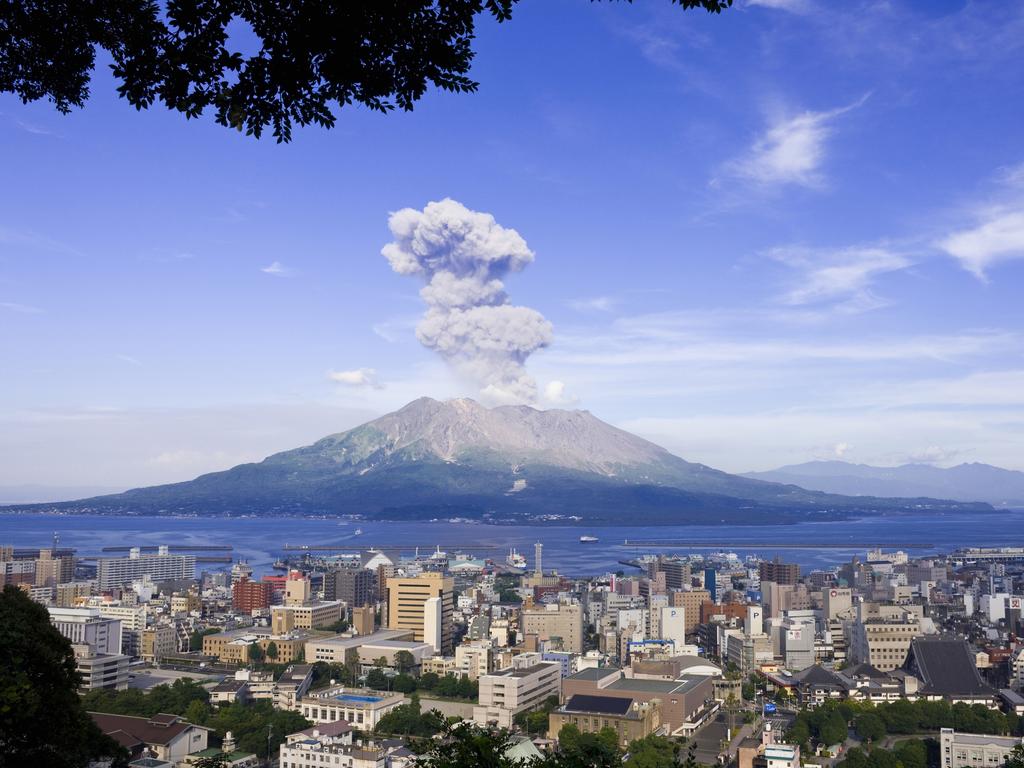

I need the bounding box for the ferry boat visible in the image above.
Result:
[352,528,363,536]
[579,535,599,543]
[506,548,528,569]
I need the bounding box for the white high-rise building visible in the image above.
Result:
[660,606,687,651]
[96,546,195,590]
[47,607,129,690]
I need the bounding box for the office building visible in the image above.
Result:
[939,729,1024,768]
[325,564,375,607]
[386,572,454,654]
[96,546,195,591]
[550,695,661,747]
[849,605,922,672]
[48,607,129,690]
[271,601,342,634]
[562,666,715,736]
[521,602,584,653]
[296,687,404,729]
[473,653,562,728]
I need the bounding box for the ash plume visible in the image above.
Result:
[382,198,552,404]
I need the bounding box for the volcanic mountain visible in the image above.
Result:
[15,397,992,523]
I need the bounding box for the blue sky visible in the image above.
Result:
[2,0,1024,489]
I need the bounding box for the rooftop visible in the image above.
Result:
[562,694,635,717]
[607,675,708,695]
[567,666,620,681]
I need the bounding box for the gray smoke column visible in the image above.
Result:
[382,198,553,404]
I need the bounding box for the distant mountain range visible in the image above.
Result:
[743,461,1024,508]
[3,398,994,524]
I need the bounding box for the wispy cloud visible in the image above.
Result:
[0,301,44,314]
[768,244,912,312]
[328,368,383,389]
[718,94,869,189]
[16,120,59,137]
[261,261,293,277]
[936,161,1024,281]
[745,0,812,13]
[938,207,1024,281]
[567,296,618,313]
[116,354,143,367]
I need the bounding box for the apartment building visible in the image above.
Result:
[140,625,177,662]
[233,577,274,613]
[96,546,195,590]
[759,558,800,587]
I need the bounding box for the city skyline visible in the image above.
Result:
[3,0,1024,489]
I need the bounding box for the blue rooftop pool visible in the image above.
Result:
[335,694,383,704]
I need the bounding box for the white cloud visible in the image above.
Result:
[328,368,383,389]
[768,244,912,311]
[720,95,869,188]
[116,354,143,367]
[543,380,578,407]
[937,207,1024,281]
[261,261,293,276]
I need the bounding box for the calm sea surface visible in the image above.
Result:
[1,510,1022,577]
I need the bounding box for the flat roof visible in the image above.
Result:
[607,676,708,695]
[497,663,558,678]
[562,694,634,717]
[568,667,620,681]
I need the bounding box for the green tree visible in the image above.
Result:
[0,1,733,143]
[247,643,264,663]
[366,667,389,690]
[1004,744,1024,768]
[0,585,129,768]
[265,641,278,661]
[184,699,212,725]
[819,710,849,746]
[419,672,440,691]
[624,734,678,768]
[393,674,417,694]
[394,650,417,674]
[191,755,230,768]
[854,713,886,743]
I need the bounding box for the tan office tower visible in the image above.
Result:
[351,604,375,635]
[386,572,453,654]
